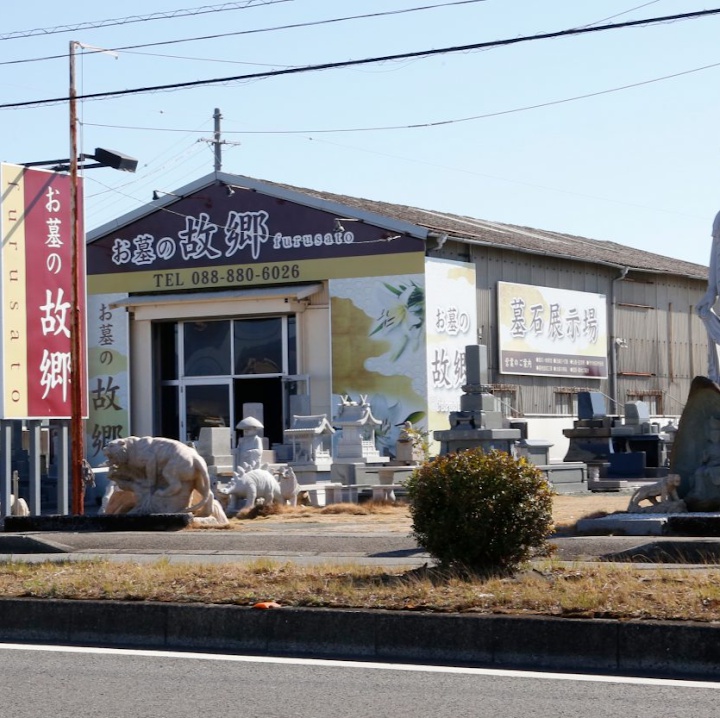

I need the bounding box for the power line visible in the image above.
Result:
[304,135,704,221]
[574,0,662,29]
[82,57,720,135]
[0,0,292,41]
[0,0,489,68]
[2,7,719,110]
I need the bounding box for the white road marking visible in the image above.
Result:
[0,642,718,688]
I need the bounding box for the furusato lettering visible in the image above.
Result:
[271,231,354,249]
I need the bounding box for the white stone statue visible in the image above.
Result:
[103,436,216,517]
[627,474,686,513]
[1,494,30,517]
[696,211,720,383]
[235,416,264,471]
[395,421,425,465]
[101,478,228,526]
[4,470,29,517]
[218,466,282,514]
[278,466,300,506]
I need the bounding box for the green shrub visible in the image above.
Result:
[405,448,554,574]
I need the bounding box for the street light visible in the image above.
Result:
[22,148,138,174]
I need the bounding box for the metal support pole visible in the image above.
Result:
[69,40,85,515]
[27,419,41,515]
[0,421,11,518]
[56,421,70,515]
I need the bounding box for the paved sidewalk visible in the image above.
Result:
[2,524,720,566]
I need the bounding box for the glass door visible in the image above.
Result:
[181,380,232,443]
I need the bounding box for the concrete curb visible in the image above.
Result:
[2,598,720,679]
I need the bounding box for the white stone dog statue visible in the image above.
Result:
[627,473,684,513]
[103,436,214,517]
[279,466,300,506]
[220,467,282,514]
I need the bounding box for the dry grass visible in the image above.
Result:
[1,493,714,621]
[1,557,720,621]
[235,500,407,521]
[208,493,630,534]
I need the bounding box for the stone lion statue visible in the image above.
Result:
[219,467,282,515]
[627,474,686,513]
[103,436,215,517]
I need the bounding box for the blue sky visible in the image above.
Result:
[1,0,718,267]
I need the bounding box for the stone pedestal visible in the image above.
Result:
[434,428,520,456]
[562,419,615,464]
[515,439,553,465]
[196,427,234,476]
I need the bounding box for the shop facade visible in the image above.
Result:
[86,171,710,466]
[85,172,477,466]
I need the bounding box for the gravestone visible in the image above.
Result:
[577,391,607,421]
[433,345,520,455]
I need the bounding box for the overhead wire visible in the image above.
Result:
[574,0,662,29]
[47,1,713,233]
[85,141,210,212]
[81,57,720,136]
[301,134,704,220]
[0,0,293,41]
[2,7,719,111]
[0,0,490,68]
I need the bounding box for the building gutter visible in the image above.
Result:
[610,266,630,412]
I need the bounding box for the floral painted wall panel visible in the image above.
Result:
[425,258,477,451]
[329,275,427,458]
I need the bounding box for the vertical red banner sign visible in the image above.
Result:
[0,164,86,419]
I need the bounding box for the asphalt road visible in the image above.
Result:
[1,644,718,718]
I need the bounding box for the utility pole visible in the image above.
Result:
[69,39,84,516]
[213,107,222,172]
[68,41,120,515]
[200,108,240,172]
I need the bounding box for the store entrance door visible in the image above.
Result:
[233,377,283,448]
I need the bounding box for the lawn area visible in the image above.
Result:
[3,492,718,622]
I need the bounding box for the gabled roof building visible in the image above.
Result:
[85,171,709,464]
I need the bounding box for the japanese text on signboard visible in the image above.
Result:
[89,300,126,458]
[497,281,607,379]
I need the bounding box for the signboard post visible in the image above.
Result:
[0,163,86,515]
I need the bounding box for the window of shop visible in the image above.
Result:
[233,317,283,375]
[154,315,298,443]
[184,320,232,376]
